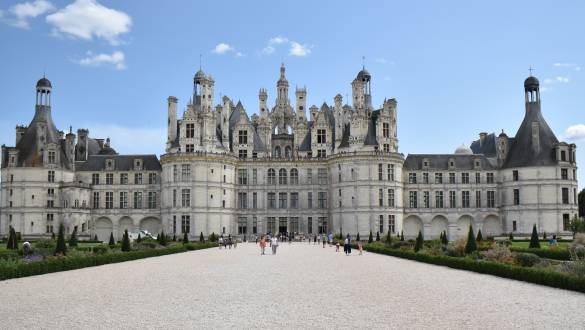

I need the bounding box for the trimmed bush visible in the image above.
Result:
[121,229,131,252]
[464,225,477,254]
[108,233,115,247]
[414,230,424,252]
[137,233,142,243]
[55,223,67,256]
[510,247,570,261]
[376,231,380,242]
[209,232,217,242]
[356,233,361,241]
[515,252,541,267]
[183,232,189,244]
[400,231,404,241]
[159,231,168,246]
[199,232,204,242]
[368,230,373,244]
[69,227,78,248]
[529,224,541,249]
[441,231,449,245]
[386,230,392,244]
[94,234,98,241]
[6,227,17,250]
[476,229,483,242]
[92,245,108,255]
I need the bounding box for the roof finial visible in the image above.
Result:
[199,54,202,70]
[529,66,534,76]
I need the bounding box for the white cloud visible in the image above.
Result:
[375,58,387,64]
[262,45,275,55]
[46,0,131,45]
[235,52,244,58]
[212,43,233,54]
[289,41,312,57]
[76,51,126,70]
[564,124,585,141]
[84,124,165,155]
[269,36,288,45]
[3,0,55,29]
[554,62,581,71]
[543,76,570,84]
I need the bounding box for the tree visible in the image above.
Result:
[368,230,373,244]
[543,231,547,240]
[339,227,343,240]
[476,229,483,243]
[400,230,404,241]
[93,234,98,241]
[121,229,131,252]
[356,232,361,241]
[579,188,585,218]
[414,230,423,252]
[464,225,477,254]
[137,233,142,243]
[209,232,217,242]
[183,232,189,244]
[529,224,541,249]
[54,223,67,256]
[441,231,449,245]
[52,232,56,240]
[570,215,585,238]
[386,230,392,244]
[108,232,115,247]
[160,231,167,246]
[376,231,380,241]
[200,231,204,242]
[509,232,514,240]
[69,226,78,247]
[6,226,17,250]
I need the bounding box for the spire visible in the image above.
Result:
[279,62,286,81]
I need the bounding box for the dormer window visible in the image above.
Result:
[238,130,248,144]
[561,150,566,161]
[134,159,142,171]
[106,159,115,170]
[317,129,326,144]
[448,158,455,169]
[48,151,56,164]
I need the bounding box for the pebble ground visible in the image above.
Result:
[1,242,584,329]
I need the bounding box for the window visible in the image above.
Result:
[181,215,191,234]
[185,144,194,153]
[318,217,328,234]
[173,165,179,182]
[423,191,430,208]
[120,173,128,185]
[92,173,100,185]
[379,189,384,207]
[47,188,54,196]
[252,169,258,184]
[308,192,313,209]
[317,149,326,158]
[267,217,276,234]
[268,193,276,209]
[105,192,113,209]
[318,192,327,209]
[475,173,480,184]
[562,188,569,204]
[423,173,429,184]
[382,123,390,138]
[409,191,417,208]
[388,189,395,207]
[252,192,257,209]
[48,171,55,183]
[186,123,195,138]
[181,189,190,207]
[238,192,248,209]
[290,168,299,184]
[238,149,247,159]
[307,169,313,184]
[561,168,568,180]
[317,129,326,143]
[379,215,384,233]
[134,173,143,184]
[308,217,313,234]
[513,170,519,181]
[449,191,456,208]
[563,214,571,231]
[575,188,578,205]
[318,168,328,184]
[408,173,417,184]
[388,164,394,181]
[238,169,248,185]
[47,200,54,208]
[48,151,56,164]
[513,189,520,205]
[267,169,276,185]
[119,192,128,209]
[92,192,100,209]
[279,168,287,184]
[513,220,517,232]
[238,217,247,235]
[134,192,143,209]
[449,173,455,184]
[435,191,444,208]
[106,173,114,185]
[388,215,396,234]
[435,173,443,184]
[383,144,390,152]
[238,130,248,144]
[149,173,157,184]
[173,216,177,234]
[172,189,177,207]
[279,192,287,208]
[148,192,157,209]
[475,191,481,208]
[290,192,299,209]
[253,217,258,234]
[487,173,494,184]
[561,150,566,161]
[378,164,383,180]
[462,191,470,208]
[181,164,191,181]
[487,191,495,208]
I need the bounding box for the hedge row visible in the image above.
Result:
[510,247,571,261]
[0,242,216,281]
[363,244,585,293]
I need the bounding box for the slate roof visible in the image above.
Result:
[77,155,161,171]
[470,133,497,157]
[404,154,497,170]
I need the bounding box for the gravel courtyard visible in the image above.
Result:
[1,242,584,329]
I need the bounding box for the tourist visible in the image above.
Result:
[218,236,224,249]
[335,241,340,252]
[358,241,363,255]
[314,234,317,245]
[259,236,266,255]
[317,234,321,245]
[345,234,352,255]
[323,236,326,248]
[328,233,333,246]
[271,235,279,255]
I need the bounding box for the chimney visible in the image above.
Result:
[479,132,487,146]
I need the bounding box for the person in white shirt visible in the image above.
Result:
[271,236,279,255]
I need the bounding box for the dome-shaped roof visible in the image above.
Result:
[454,144,473,155]
[524,76,539,89]
[194,69,206,80]
[356,68,371,81]
[36,77,52,88]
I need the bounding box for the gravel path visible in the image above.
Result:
[1,243,584,329]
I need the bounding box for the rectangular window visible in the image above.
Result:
[387,164,394,181]
[119,192,128,209]
[307,169,313,184]
[134,173,143,184]
[409,191,417,208]
[238,192,248,209]
[173,216,177,234]
[475,173,481,184]
[48,151,56,164]
[563,214,571,231]
[448,173,455,184]
[120,173,128,185]
[513,220,517,232]
[388,189,395,207]
[513,189,520,205]
[186,123,195,138]
[47,188,54,196]
[475,191,481,208]
[268,192,276,209]
[253,217,258,234]
[105,192,113,209]
[106,173,114,185]
[47,200,54,208]
[279,192,287,208]
[382,123,390,138]
[267,217,276,234]
[181,189,190,207]
[562,188,569,204]
[134,192,143,209]
[487,190,495,208]
[238,217,248,235]
[307,217,313,234]
[173,165,179,182]
[379,215,384,233]
[47,170,55,183]
[449,191,456,208]
[388,215,396,234]
[308,192,313,209]
[561,151,566,161]
[93,192,100,209]
[316,149,325,158]
[290,192,299,209]
[181,164,191,181]
[172,189,177,207]
[318,168,327,184]
[317,129,326,144]
[423,191,430,208]
[46,214,54,233]
[561,168,568,180]
[378,164,383,181]
[148,192,157,209]
[186,144,194,153]
[181,215,191,234]
[408,173,417,184]
[435,191,444,208]
[423,173,429,184]
[238,169,248,185]
[252,169,257,184]
[253,192,258,209]
[513,170,519,181]
[462,191,470,208]
[238,130,248,144]
[318,192,327,209]
[435,173,443,184]
[148,173,157,184]
[238,149,247,159]
[487,172,494,184]
[379,188,384,207]
[383,144,390,152]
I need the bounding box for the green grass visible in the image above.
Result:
[510,241,569,250]
[0,241,105,251]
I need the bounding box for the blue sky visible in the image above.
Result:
[0,0,584,188]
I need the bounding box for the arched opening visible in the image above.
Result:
[430,215,448,240]
[403,215,423,239]
[279,168,287,185]
[482,215,501,237]
[457,215,474,239]
[267,168,276,184]
[274,146,281,158]
[140,217,162,236]
[285,146,292,158]
[94,217,113,242]
[119,217,134,239]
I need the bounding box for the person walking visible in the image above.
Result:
[314,234,317,245]
[218,236,224,249]
[259,236,266,255]
[271,235,279,255]
[322,235,326,248]
[358,241,363,255]
[344,235,350,256]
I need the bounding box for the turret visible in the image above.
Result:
[295,86,306,119]
[76,129,89,161]
[351,67,372,110]
[36,77,52,107]
[167,96,178,146]
[65,126,76,168]
[276,63,289,106]
[259,88,268,118]
[193,69,214,112]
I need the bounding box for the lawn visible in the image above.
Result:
[510,241,569,250]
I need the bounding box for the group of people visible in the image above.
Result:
[258,235,279,255]
[254,232,364,256]
[218,235,237,249]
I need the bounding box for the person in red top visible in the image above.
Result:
[259,236,266,255]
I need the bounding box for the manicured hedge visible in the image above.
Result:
[0,243,216,281]
[363,244,585,293]
[510,247,571,261]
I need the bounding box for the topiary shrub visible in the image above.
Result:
[476,229,483,243]
[356,232,360,241]
[464,225,477,254]
[6,226,17,250]
[121,229,131,252]
[400,231,404,241]
[183,232,189,244]
[509,232,514,240]
[94,234,98,241]
[108,232,115,247]
[386,230,392,244]
[414,230,424,253]
[137,233,142,243]
[441,231,449,245]
[92,245,108,255]
[529,224,541,249]
[209,232,217,242]
[200,232,204,242]
[52,232,56,240]
[159,231,168,246]
[368,230,373,244]
[69,227,78,247]
[515,252,541,267]
[376,231,380,242]
[54,223,67,256]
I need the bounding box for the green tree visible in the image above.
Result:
[121,229,131,252]
[54,223,67,256]
[386,230,392,244]
[464,225,477,254]
[356,232,361,241]
[108,232,115,247]
[570,215,585,238]
[93,234,98,241]
[6,226,17,250]
[441,231,449,245]
[476,229,483,243]
[509,232,514,240]
[209,232,217,242]
[160,231,167,246]
[69,226,78,247]
[376,231,380,241]
[579,188,585,218]
[368,230,373,244]
[529,224,541,249]
[400,230,404,241]
[183,232,189,244]
[200,231,204,242]
[543,231,547,240]
[137,233,142,243]
[414,230,423,252]
[339,227,343,240]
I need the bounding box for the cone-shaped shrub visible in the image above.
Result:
[339,228,343,240]
[200,231,204,242]
[464,225,477,254]
[209,232,217,242]
[441,231,449,245]
[368,230,373,244]
[476,229,483,243]
[414,230,424,252]
[376,231,380,241]
[6,227,13,250]
[69,227,78,247]
[509,232,514,240]
[121,229,131,252]
[93,234,98,241]
[108,232,115,247]
[183,232,189,244]
[137,233,142,243]
[54,223,67,256]
[543,232,547,240]
[386,230,392,244]
[7,226,17,250]
[160,230,167,246]
[529,224,541,249]
[356,232,361,241]
[400,230,404,241]
[52,232,56,240]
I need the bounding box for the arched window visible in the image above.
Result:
[267,169,276,185]
[274,146,281,158]
[290,168,299,185]
[279,168,287,185]
[285,146,292,158]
